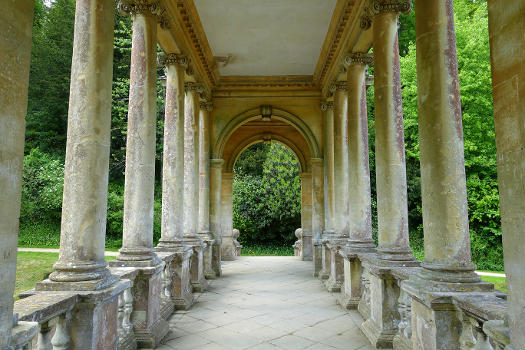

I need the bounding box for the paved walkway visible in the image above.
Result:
[160,256,375,350]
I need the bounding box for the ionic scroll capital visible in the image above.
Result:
[334,81,347,92]
[158,53,189,67]
[344,53,374,67]
[117,0,161,16]
[184,82,204,94]
[320,101,334,111]
[199,101,213,111]
[371,0,412,15]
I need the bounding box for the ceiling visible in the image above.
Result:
[193,0,338,77]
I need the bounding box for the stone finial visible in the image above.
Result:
[344,52,374,67]
[117,0,161,16]
[184,82,203,93]
[158,53,189,67]
[199,101,213,111]
[371,0,413,15]
[320,101,334,111]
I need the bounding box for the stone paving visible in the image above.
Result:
[159,256,375,350]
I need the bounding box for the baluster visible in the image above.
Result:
[117,292,125,338]
[37,321,53,350]
[51,313,71,350]
[123,288,134,334]
[164,262,172,300]
[459,314,477,350]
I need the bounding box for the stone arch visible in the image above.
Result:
[213,106,321,163]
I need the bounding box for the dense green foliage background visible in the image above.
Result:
[21,0,502,269]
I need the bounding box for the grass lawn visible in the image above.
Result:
[241,245,294,256]
[14,252,115,299]
[480,275,508,293]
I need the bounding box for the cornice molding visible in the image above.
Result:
[184,82,204,93]
[215,75,319,92]
[118,0,161,16]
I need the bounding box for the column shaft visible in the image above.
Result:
[415,0,478,281]
[311,159,325,242]
[300,172,313,260]
[322,103,336,234]
[198,102,212,236]
[346,55,375,251]
[333,82,350,237]
[373,11,413,262]
[0,0,34,343]
[183,84,201,240]
[118,8,158,264]
[158,55,186,249]
[220,173,235,260]
[50,0,115,280]
[209,159,224,274]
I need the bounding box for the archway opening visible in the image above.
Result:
[231,141,301,256]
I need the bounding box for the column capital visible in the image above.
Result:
[320,101,334,111]
[158,53,189,67]
[118,0,161,16]
[333,81,347,92]
[371,0,412,15]
[184,82,204,93]
[199,101,213,111]
[344,53,374,67]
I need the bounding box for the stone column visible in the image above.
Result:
[184,82,207,292]
[209,159,224,276]
[372,2,415,264]
[300,172,313,261]
[311,158,324,276]
[332,82,350,238]
[487,2,525,349]
[157,54,188,250]
[0,1,39,347]
[402,1,492,349]
[198,101,215,279]
[220,172,235,260]
[345,53,376,252]
[325,81,349,292]
[155,53,194,310]
[116,1,160,266]
[319,101,335,281]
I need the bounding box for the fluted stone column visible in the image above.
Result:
[184,82,207,292]
[198,101,215,279]
[300,172,313,261]
[0,1,38,347]
[209,159,224,276]
[345,53,376,252]
[372,2,415,264]
[402,1,491,349]
[311,158,324,276]
[221,173,235,260]
[487,2,525,349]
[157,54,188,250]
[116,2,160,266]
[319,101,335,281]
[325,82,349,292]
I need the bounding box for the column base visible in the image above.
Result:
[361,318,397,349]
[156,238,185,250]
[376,247,420,267]
[36,273,119,292]
[114,247,161,268]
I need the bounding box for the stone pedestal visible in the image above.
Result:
[164,246,194,310]
[338,251,364,310]
[221,235,236,261]
[324,242,345,292]
[318,240,331,280]
[190,242,208,292]
[200,232,216,279]
[312,242,323,277]
[108,262,168,348]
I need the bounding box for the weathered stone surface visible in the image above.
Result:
[220,173,235,261]
[209,159,224,276]
[300,173,313,261]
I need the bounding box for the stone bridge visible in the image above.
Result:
[1,0,524,349]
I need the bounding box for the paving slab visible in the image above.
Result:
[166,256,373,349]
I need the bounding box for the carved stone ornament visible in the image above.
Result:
[371,0,413,15]
[117,0,161,16]
[320,101,334,111]
[199,101,213,111]
[344,52,374,67]
[158,53,189,67]
[184,82,204,93]
[335,81,348,91]
[260,105,272,121]
[360,15,372,30]
[158,14,170,30]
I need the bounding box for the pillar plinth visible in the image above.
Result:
[345,53,376,253]
[372,3,415,265]
[44,0,116,286]
[157,54,188,251]
[209,159,224,275]
[115,4,160,267]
